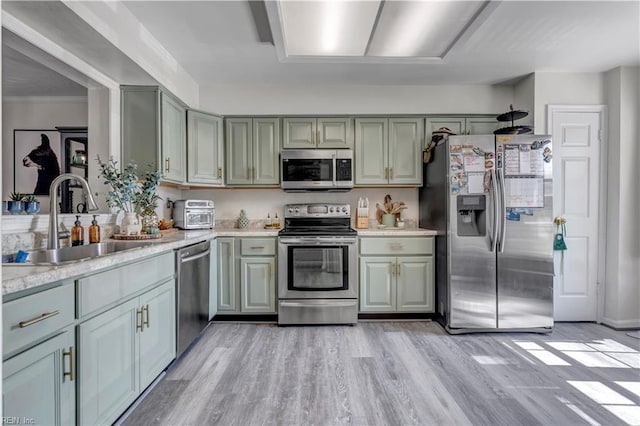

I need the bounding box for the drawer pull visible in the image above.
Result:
[143,304,150,328]
[250,246,265,250]
[389,243,403,250]
[18,310,60,328]
[218,167,223,179]
[63,346,74,382]
[165,157,170,173]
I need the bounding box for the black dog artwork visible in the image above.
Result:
[22,133,61,195]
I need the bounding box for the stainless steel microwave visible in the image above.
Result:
[280,150,353,191]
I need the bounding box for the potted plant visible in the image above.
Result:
[97,157,161,235]
[8,192,24,215]
[22,194,41,215]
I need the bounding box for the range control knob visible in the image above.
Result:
[294,207,300,214]
[329,207,335,213]
[288,208,293,213]
[341,206,347,212]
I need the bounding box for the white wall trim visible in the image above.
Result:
[601,317,640,330]
[3,96,88,103]
[547,104,608,324]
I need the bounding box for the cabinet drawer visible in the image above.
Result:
[78,251,174,318]
[3,283,75,357]
[240,238,276,256]
[360,237,433,256]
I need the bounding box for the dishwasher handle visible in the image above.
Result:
[181,248,210,263]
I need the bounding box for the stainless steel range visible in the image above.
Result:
[278,203,358,325]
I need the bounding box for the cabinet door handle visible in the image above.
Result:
[63,346,74,382]
[247,167,250,179]
[384,167,389,180]
[253,167,257,180]
[317,130,321,145]
[143,304,150,328]
[218,167,223,179]
[396,263,401,276]
[136,308,144,332]
[390,168,394,180]
[311,130,315,145]
[18,310,60,328]
[165,157,170,173]
[391,263,395,275]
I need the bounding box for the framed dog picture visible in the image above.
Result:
[14,129,62,195]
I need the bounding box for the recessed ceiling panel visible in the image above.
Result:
[368,1,487,57]
[280,0,381,56]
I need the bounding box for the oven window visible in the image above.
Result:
[287,245,348,291]
[282,159,333,182]
[186,212,212,227]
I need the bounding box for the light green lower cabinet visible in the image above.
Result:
[217,238,237,312]
[359,237,434,314]
[78,279,176,425]
[3,328,75,426]
[78,298,139,426]
[217,237,277,314]
[396,256,434,312]
[359,257,395,312]
[240,257,276,313]
[139,281,176,390]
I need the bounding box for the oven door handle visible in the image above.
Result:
[279,300,357,308]
[279,237,357,245]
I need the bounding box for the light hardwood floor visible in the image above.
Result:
[122,322,640,426]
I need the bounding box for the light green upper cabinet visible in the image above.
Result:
[121,86,187,183]
[226,117,280,186]
[355,117,422,186]
[3,329,75,426]
[161,93,187,182]
[425,116,499,140]
[283,117,353,149]
[354,118,388,185]
[187,110,224,185]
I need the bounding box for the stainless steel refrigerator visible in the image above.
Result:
[419,134,554,333]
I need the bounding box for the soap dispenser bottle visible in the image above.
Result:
[71,215,84,246]
[89,215,101,244]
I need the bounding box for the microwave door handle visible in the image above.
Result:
[332,153,337,188]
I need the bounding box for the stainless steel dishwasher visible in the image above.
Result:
[176,240,210,357]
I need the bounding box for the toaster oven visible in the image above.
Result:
[173,200,215,229]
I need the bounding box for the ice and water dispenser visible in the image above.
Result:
[456,195,486,236]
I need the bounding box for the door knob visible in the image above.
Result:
[553,217,567,225]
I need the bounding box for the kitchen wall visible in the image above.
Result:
[603,66,640,328]
[533,72,606,133]
[2,97,88,213]
[199,84,513,115]
[183,188,419,227]
[513,73,535,127]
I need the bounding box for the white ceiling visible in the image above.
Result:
[123,0,640,87]
[2,0,638,97]
[2,42,87,97]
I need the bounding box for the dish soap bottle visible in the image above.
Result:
[71,215,84,246]
[89,215,101,244]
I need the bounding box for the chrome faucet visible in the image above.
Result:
[48,174,99,249]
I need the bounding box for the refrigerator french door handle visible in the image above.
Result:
[497,169,507,253]
[490,169,499,252]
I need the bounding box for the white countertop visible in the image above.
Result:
[2,226,436,297]
[356,227,438,236]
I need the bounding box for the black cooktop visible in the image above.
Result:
[278,227,357,237]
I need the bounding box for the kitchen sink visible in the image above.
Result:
[7,241,156,265]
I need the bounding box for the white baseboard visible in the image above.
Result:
[601,316,640,330]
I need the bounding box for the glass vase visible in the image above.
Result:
[141,211,160,233]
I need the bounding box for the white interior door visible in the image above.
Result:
[548,106,605,321]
